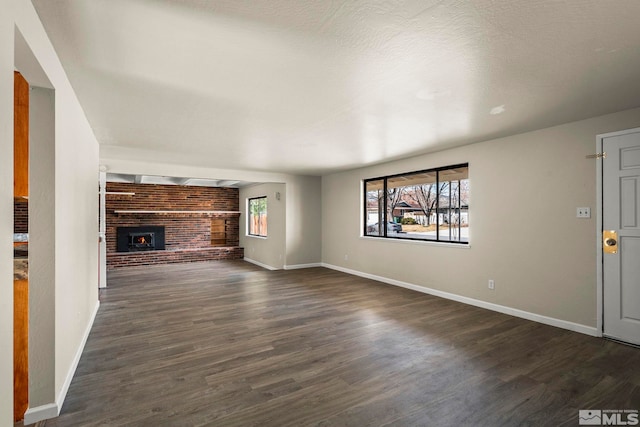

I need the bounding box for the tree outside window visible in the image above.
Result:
[248,197,267,237]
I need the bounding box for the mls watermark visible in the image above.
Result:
[579,409,639,426]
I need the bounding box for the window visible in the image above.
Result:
[364,164,469,243]
[248,196,268,237]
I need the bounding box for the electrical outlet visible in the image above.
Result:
[576,207,591,218]
[488,279,495,290]
[344,254,349,261]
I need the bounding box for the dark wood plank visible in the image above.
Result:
[42,261,640,426]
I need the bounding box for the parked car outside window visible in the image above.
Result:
[367,222,402,233]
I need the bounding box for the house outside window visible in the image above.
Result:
[248,196,267,237]
[364,164,469,243]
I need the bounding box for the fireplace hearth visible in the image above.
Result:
[117,226,165,252]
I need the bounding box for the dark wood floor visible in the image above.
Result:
[43,260,639,426]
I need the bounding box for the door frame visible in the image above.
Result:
[596,126,640,337]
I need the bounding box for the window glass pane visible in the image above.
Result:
[362,164,469,244]
[397,172,439,240]
[439,180,452,241]
[248,197,267,237]
[365,179,384,236]
[386,183,404,236]
[438,166,469,243]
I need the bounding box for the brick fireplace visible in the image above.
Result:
[106,182,244,269]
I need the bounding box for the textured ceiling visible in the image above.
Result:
[32,0,640,175]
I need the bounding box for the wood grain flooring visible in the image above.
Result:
[42,260,640,426]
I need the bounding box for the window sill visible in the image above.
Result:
[246,235,268,240]
[359,235,470,249]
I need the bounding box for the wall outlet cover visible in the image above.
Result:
[576,207,591,218]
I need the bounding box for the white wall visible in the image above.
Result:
[1,1,100,424]
[52,63,100,420]
[238,176,323,270]
[29,86,56,408]
[322,107,640,330]
[240,183,286,269]
[0,1,16,422]
[285,175,322,268]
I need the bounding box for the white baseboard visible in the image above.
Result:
[321,263,598,337]
[24,299,100,425]
[284,263,322,270]
[243,257,279,271]
[57,299,100,408]
[244,259,323,271]
[23,403,57,425]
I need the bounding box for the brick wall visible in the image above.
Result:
[14,199,28,233]
[106,182,243,269]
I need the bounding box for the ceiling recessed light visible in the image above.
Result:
[490,105,506,115]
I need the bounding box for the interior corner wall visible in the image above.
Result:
[0,1,16,424]
[2,0,100,423]
[285,175,322,268]
[240,183,286,269]
[322,107,640,329]
[29,86,56,408]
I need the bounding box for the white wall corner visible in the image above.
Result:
[244,257,279,271]
[57,300,100,409]
[321,263,599,338]
[23,403,59,426]
[25,299,100,425]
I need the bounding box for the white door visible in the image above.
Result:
[603,128,640,345]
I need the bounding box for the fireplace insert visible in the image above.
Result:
[116,226,165,252]
[129,232,155,250]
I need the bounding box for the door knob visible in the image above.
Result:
[603,230,618,254]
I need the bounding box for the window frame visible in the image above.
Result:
[363,163,469,244]
[247,196,268,238]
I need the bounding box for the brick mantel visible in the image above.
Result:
[113,210,241,214]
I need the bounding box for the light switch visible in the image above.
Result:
[577,207,591,218]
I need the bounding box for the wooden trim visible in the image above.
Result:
[13,71,29,423]
[14,71,29,198]
[14,279,28,422]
